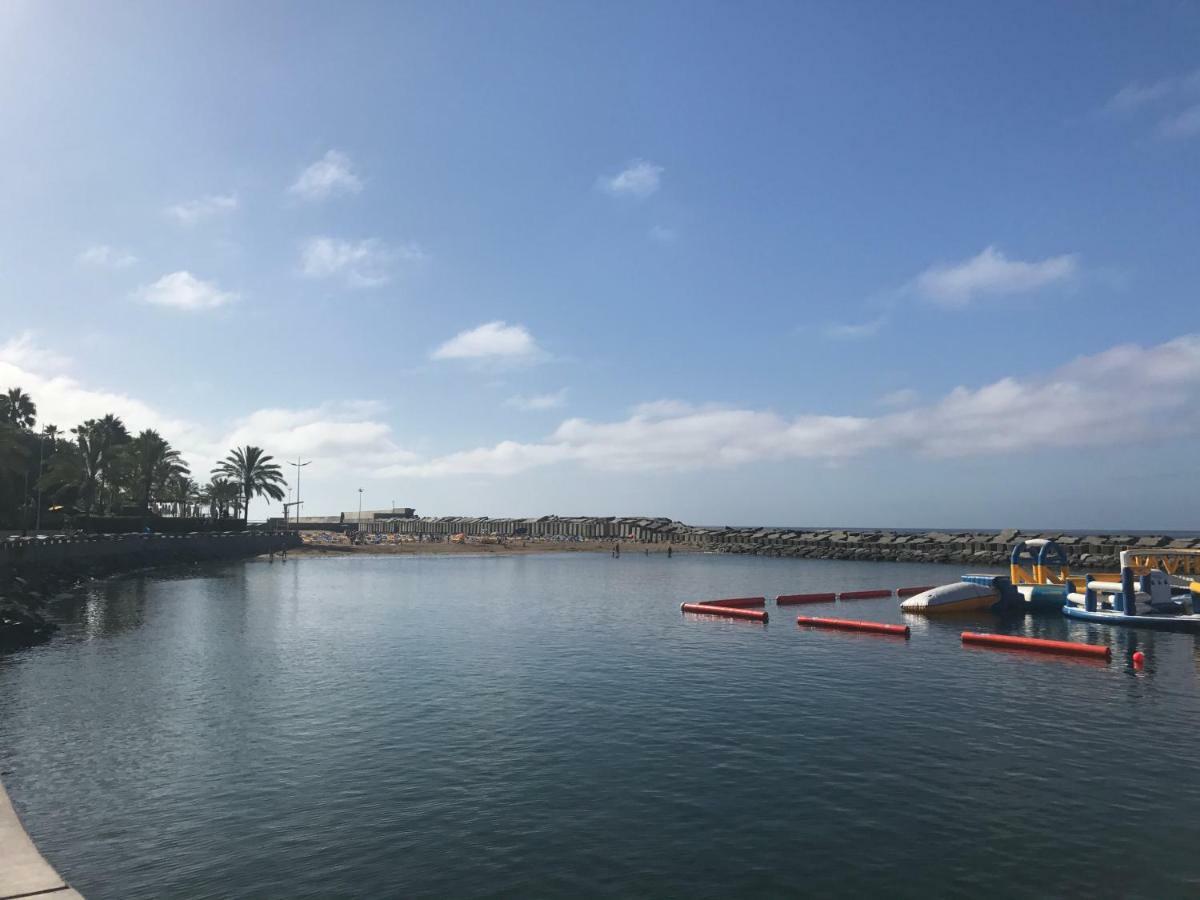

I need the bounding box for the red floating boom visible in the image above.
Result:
[896,586,936,597]
[681,603,769,623]
[961,632,1111,660]
[796,616,909,637]
[696,596,767,608]
[839,589,893,600]
[776,592,837,606]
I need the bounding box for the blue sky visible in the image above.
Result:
[1,1,1198,529]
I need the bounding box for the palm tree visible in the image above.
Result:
[76,415,131,514]
[123,430,189,515]
[0,387,36,430]
[37,440,84,511]
[212,446,286,524]
[0,424,29,479]
[165,475,198,517]
[203,477,239,519]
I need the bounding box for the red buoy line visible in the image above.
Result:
[775,592,837,606]
[796,616,910,637]
[896,585,936,597]
[697,596,767,608]
[680,602,768,623]
[838,589,893,600]
[677,589,1114,666]
[961,632,1111,660]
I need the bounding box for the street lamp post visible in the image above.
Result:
[288,458,311,530]
[358,488,363,522]
[34,427,52,533]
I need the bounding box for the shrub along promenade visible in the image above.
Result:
[327,515,1198,569]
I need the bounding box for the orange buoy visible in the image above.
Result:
[775,592,837,606]
[896,586,936,597]
[839,589,893,600]
[796,616,909,637]
[961,632,1111,660]
[681,603,768,623]
[696,596,767,608]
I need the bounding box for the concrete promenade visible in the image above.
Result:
[0,778,83,899]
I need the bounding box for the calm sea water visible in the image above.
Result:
[3,553,1200,899]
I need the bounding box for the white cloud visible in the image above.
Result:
[0,335,417,509]
[288,150,363,200]
[1159,103,1200,139]
[649,225,677,242]
[0,333,72,372]
[878,388,918,408]
[214,401,418,478]
[431,321,543,362]
[824,316,886,340]
[1105,69,1200,114]
[299,237,421,288]
[78,244,137,269]
[913,245,1078,308]
[136,271,238,311]
[0,333,205,448]
[597,159,663,198]
[384,334,1200,477]
[505,389,568,411]
[165,193,238,225]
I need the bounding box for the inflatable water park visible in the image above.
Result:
[894,539,1200,630]
[680,539,1200,665]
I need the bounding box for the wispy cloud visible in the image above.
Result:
[597,159,663,198]
[1103,68,1200,140]
[648,225,677,242]
[505,389,568,411]
[823,316,887,340]
[136,271,238,311]
[1159,103,1200,139]
[383,334,1200,477]
[78,244,137,268]
[165,193,238,225]
[913,245,1078,308]
[878,388,918,408]
[432,321,543,363]
[299,237,422,288]
[1105,68,1200,114]
[0,334,416,494]
[288,150,363,200]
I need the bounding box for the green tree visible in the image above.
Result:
[123,430,189,515]
[0,387,36,430]
[165,474,198,517]
[212,446,286,524]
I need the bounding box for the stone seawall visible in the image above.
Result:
[0,530,300,572]
[0,531,301,652]
[324,515,1199,570]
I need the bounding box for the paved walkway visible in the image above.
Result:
[0,778,83,899]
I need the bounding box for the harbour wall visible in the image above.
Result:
[314,515,1199,568]
[0,530,301,573]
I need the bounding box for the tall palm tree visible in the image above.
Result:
[0,387,36,430]
[165,475,198,517]
[213,446,286,524]
[80,415,130,514]
[203,477,239,519]
[0,423,29,479]
[124,429,189,515]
